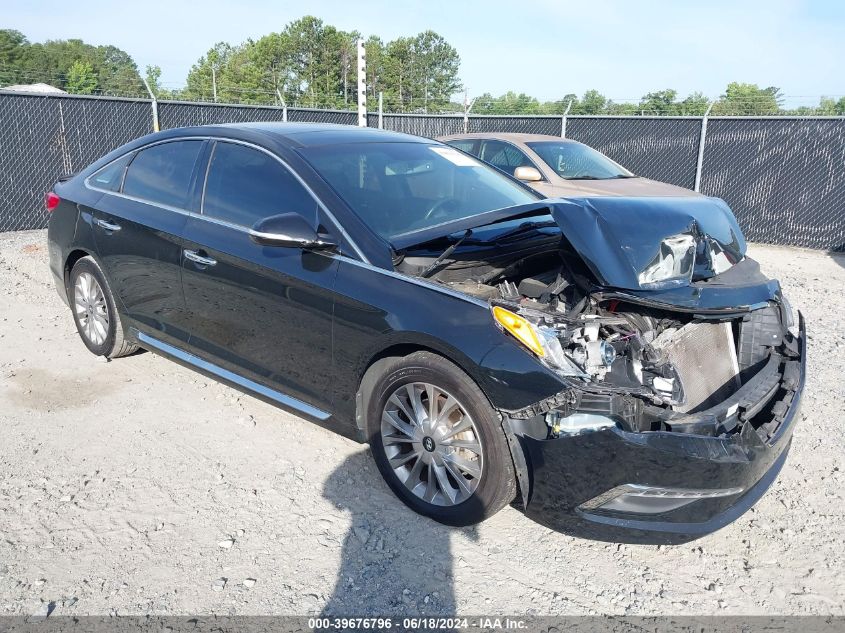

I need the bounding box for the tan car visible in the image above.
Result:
[438,133,698,198]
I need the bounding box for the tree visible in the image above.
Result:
[0,33,142,95]
[639,89,679,115]
[382,36,415,110]
[410,30,461,112]
[0,29,28,86]
[576,89,608,114]
[65,59,97,94]
[183,42,235,102]
[363,36,385,100]
[144,64,162,95]
[678,91,710,115]
[473,91,541,115]
[713,82,782,115]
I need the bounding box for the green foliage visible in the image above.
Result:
[0,24,840,117]
[816,96,845,116]
[181,17,460,111]
[474,91,542,115]
[65,59,97,94]
[0,30,142,95]
[678,92,710,115]
[712,82,783,116]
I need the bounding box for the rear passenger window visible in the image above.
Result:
[446,139,479,156]
[202,142,316,227]
[480,140,533,176]
[123,141,203,208]
[90,153,133,192]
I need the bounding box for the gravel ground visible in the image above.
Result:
[1,229,844,617]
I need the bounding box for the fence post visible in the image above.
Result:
[694,101,714,192]
[463,94,477,134]
[141,77,160,132]
[378,92,383,129]
[276,89,288,122]
[561,99,573,138]
[357,39,367,127]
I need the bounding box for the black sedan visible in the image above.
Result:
[46,123,805,543]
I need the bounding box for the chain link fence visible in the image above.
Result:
[0,93,153,231]
[373,113,464,138]
[1,91,843,251]
[700,118,845,250]
[565,117,702,190]
[157,101,358,128]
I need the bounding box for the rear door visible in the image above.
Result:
[90,139,205,345]
[180,140,338,414]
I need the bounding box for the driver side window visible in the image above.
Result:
[203,141,317,227]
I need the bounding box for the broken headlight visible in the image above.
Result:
[492,306,584,375]
[638,233,696,289]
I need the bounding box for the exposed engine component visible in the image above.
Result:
[416,240,789,439]
[651,321,740,413]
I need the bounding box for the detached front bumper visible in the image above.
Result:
[518,313,806,544]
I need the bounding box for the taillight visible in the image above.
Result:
[45,191,60,212]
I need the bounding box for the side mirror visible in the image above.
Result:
[514,166,543,182]
[249,213,338,250]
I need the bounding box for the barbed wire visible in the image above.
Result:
[1,65,842,115]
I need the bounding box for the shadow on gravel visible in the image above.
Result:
[321,450,478,616]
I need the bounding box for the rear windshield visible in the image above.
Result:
[526,141,633,180]
[299,142,538,240]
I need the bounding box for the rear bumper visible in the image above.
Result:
[519,313,806,544]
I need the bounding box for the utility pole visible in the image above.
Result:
[211,65,218,103]
[378,91,384,129]
[357,39,367,127]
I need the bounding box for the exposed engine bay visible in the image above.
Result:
[397,237,801,443]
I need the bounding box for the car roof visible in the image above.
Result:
[439,132,580,145]
[215,122,431,148]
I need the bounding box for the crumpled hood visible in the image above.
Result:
[548,196,747,291]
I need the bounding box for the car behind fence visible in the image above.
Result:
[1,91,843,251]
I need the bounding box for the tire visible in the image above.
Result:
[364,351,516,526]
[69,256,137,359]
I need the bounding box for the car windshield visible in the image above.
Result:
[299,142,538,240]
[526,141,634,180]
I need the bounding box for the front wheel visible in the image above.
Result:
[365,351,516,526]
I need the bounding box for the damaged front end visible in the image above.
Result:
[394,197,806,542]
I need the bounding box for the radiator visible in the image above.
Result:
[653,321,741,413]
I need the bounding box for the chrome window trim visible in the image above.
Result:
[135,331,331,421]
[83,134,370,263]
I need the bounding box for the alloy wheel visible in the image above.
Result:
[380,382,484,506]
[74,271,109,346]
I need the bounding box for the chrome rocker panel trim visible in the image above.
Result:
[134,330,331,421]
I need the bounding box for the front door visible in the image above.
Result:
[180,140,338,414]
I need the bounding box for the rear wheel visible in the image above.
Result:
[365,351,516,526]
[69,257,137,358]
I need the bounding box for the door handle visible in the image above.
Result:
[95,218,122,232]
[184,250,217,267]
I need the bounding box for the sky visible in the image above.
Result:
[4,0,844,106]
